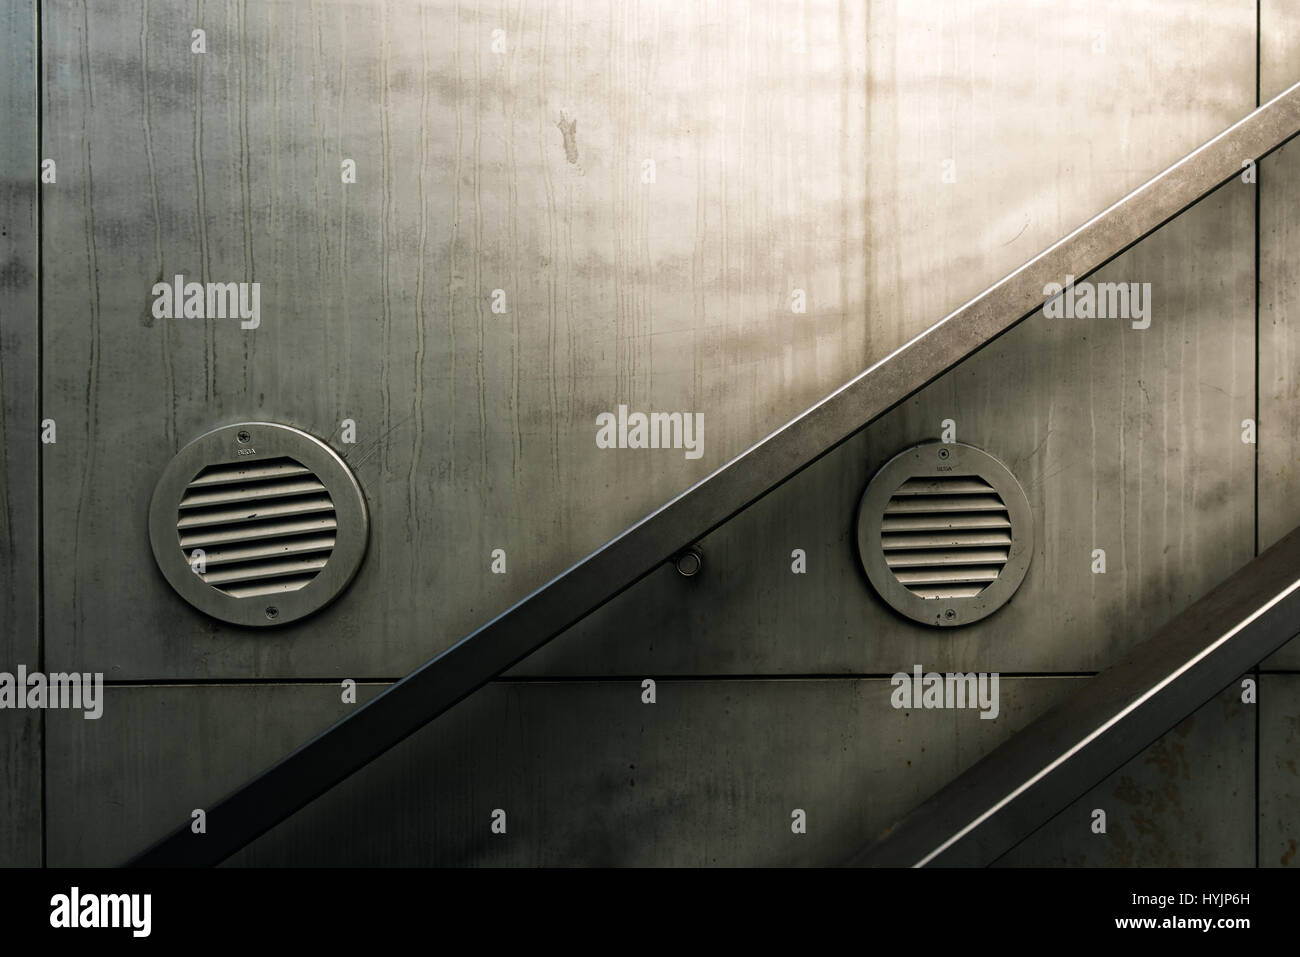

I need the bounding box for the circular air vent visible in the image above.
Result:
[855,442,1032,627]
[149,422,368,627]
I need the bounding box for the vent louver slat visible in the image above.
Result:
[186,459,314,487]
[177,456,336,598]
[179,477,329,509]
[884,548,1010,567]
[198,535,338,568]
[175,495,335,529]
[882,493,1007,513]
[891,566,1003,585]
[178,515,339,550]
[882,474,1010,599]
[880,512,1012,532]
[907,584,987,600]
[201,556,331,586]
[220,576,323,599]
[880,530,1012,549]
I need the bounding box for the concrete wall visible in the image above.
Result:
[1256,0,1300,865]
[0,0,41,869]
[2,0,1294,865]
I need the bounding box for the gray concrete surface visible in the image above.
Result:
[38,0,1259,680]
[0,0,42,867]
[1260,675,1300,868]
[517,183,1258,677]
[47,678,1079,866]
[1260,1,1300,668]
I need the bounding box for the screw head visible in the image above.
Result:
[944,608,957,620]
[237,430,252,445]
[265,605,280,620]
[938,447,951,460]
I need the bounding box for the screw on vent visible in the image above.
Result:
[856,442,1032,627]
[149,423,369,628]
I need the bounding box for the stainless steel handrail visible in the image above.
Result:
[851,525,1300,867]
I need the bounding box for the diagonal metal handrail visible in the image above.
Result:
[128,80,1300,867]
[851,524,1300,867]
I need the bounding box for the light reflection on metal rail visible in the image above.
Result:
[127,81,1300,867]
[851,525,1300,867]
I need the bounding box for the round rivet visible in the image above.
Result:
[674,547,703,578]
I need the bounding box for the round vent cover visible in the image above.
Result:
[148,422,369,627]
[855,442,1032,627]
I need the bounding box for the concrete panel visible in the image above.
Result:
[38,0,869,679]
[1256,38,1300,850]
[995,685,1254,867]
[1260,674,1300,867]
[864,0,1254,364]
[1259,5,1300,666]
[45,680,367,867]
[47,677,1081,866]
[36,0,1258,681]
[1261,0,1300,102]
[518,182,1257,676]
[1258,141,1300,669]
[0,0,42,867]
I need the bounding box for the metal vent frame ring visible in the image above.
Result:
[855,441,1033,628]
[148,422,369,628]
